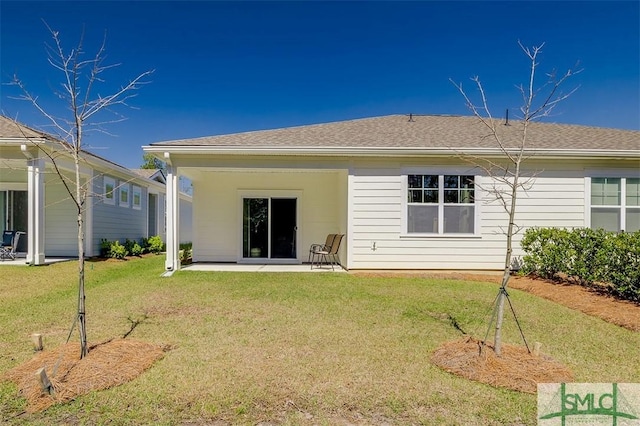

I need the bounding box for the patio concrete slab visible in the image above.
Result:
[181,263,345,272]
[0,257,72,266]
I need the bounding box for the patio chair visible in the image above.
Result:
[0,230,21,261]
[310,234,344,270]
[308,233,336,263]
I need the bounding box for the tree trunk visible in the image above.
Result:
[493,162,521,356]
[77,208,87,358]
[74,126,88,358]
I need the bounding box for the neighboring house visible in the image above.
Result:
[142,114,640,272]
[131,168,193,245]
[0,115,169,264]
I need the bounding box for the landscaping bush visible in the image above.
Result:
[179,242,192,263]
[99,239,111,257]
[108,241,128,259]
[99,236,165,258]
[521,227,640,301]
[130,242,144,256]
[146,235,165,254]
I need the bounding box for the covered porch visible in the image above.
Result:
[162,154,350,272]
[0,146,55,266]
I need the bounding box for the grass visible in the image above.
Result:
[1,256,639,425]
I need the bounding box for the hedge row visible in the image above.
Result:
[520,227,640,302]
[100,235,165,259]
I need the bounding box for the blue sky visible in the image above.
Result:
[1,1,638,168]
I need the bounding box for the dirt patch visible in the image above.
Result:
[1,339,168,413]
[431,336,574,394]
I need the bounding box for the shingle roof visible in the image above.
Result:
[131,168,160,178]
[150,114,640,152]
[0,116,165,185]
[131,168,166,183]
[0,115,48,139]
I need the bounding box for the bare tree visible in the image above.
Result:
[450,42,580,356]
[8,23,153,358]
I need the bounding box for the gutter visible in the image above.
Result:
[142,145,640,160]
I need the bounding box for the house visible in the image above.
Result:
[142,114,640,272]
[130,168,193,245]
[0,115,177,264]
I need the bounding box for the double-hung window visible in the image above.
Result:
[132,186,142,210]
[104,177,116,205]
[407,174,476,234]
[119,183,130,208]
[590,177,640,232]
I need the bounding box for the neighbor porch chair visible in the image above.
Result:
[0,231,24,261]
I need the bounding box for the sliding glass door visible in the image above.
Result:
[1,191,27,232]
[242,197,297,260]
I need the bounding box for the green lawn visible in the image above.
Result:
[1,256,638,425]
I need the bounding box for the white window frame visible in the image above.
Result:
[119,183,130,208]
[132,185,142,210]
[104,176,116,205]
[401,169,481,238]
[586,175,640,232]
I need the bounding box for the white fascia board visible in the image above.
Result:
[143,145,640,159]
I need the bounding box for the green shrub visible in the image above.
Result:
[130,242,144,256]
[520,227,571,279]
[147,235,165,254]
[124,239,136,254]
[108,241,128,259]
[99,239,111,257]
[179,242,192,263]
[521,227,640,302]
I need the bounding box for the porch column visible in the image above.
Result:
[165,163,180,271]
[26,158,45,265]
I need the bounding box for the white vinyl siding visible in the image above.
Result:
[44,174,81,256]
[349,166,588,270]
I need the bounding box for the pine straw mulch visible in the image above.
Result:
[456,273,640,332]
[431,336,574,394]
[1,339,168,413]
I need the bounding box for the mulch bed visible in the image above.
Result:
[507,275,640,332]
[1,339,168,413]
[448,273,640,332]
[431,336,574,394]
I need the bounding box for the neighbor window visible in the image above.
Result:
[104,177,115,205]
[132,186,142,210]
[407,174,476,234]
[590,177,640,232]
[119,183,130,207]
